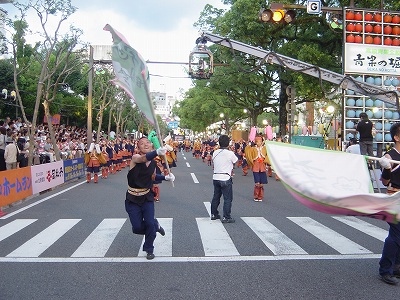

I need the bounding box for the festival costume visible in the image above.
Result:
[125,148,170,259]
[152,157,165,202]
[84,143,106,183]
[101,147,110,179]
[245,138,270,202]
[193,141,201,158]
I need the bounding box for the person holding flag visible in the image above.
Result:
[125,137,175,259]
[104,24,177,259]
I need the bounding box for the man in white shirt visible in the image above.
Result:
[210,135,238,223]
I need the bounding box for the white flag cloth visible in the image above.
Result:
[266,141,400,224]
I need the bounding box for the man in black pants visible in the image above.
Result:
[125,137,175,260]
[378,122,400,285]
[356,112,374,156]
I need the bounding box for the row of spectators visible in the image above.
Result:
[0,116,120,171]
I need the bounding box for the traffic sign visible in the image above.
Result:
[307,0,321,14]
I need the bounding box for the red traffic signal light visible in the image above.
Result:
[258,8,296,24]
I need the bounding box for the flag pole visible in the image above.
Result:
[366,156,400,165]
[141,72,174,187]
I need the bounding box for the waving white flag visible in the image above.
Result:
[266,141,400,224]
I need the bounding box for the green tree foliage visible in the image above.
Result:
[181,0,400,136]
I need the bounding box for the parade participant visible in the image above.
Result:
[210,135,238,223]
[378,122,400,285]
[245,135,270,202]
[241,152,249,176]
[193,139,202,158]
[125,137,175,260]
[184,139,192,152]
[114,138,123,171]
[84,142,106,183]
[234,139,246,168]
[100,140,110,179]
[164,143,177,168]
[152,156,165,202]
[110,140,118,174]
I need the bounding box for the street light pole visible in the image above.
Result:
[87,45,93,147]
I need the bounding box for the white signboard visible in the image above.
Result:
[31,161,65,195]
[307,0,321,14]
[344,43,400,75]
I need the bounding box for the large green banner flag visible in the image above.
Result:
[103,24,155,125]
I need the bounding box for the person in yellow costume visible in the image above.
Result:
[244,135,270,202]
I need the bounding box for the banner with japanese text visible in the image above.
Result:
[31,161,64,195]
[0,168,33,207]
[64,158,85,182]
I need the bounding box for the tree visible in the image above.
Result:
[9,0,85,164]
[186,0,400,137]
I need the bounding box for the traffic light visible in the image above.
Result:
[258,8,296,24]
[1,89,7,99]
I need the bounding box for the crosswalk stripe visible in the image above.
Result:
[332,216,388,242]
[288,217,372,254]
[203,202,211,217]
[0,219,37,242]
[196,217,240,256]
[6,219,81,257]
[138,218,173,257]
[71,218,126,257]
[242,217,308,255]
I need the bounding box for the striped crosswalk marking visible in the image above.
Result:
[204,202,211,217]
[72,218,126,257]
[6,219,81,257]
[196,217,240,256]
[332,216,388,242]
[138,218,173,257]
[0,219,37,242]
[288,217,372,254]
[242,217,307,255]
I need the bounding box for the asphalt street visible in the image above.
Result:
[0,150,397,300]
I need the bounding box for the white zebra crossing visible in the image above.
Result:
[0,219,37,242]
[0,215,388,259]
[242,217,307,255]
[7,219,81,257]
[138,218,173,257]
[72,218,126,257]
[197,217,240,256]
[288,217,372,254]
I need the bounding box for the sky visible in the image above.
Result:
[2,0,230,98]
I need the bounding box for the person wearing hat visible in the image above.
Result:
[356,112,374,156]
[378,122,400,285]
[245,135,270,202]
[4,136,18,170]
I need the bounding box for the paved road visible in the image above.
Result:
[0,150,396,299]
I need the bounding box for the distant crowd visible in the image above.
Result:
[0,116,130,171]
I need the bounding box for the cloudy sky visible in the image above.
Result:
[2,0,230,97]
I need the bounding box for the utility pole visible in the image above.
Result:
[87,46,93,146]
